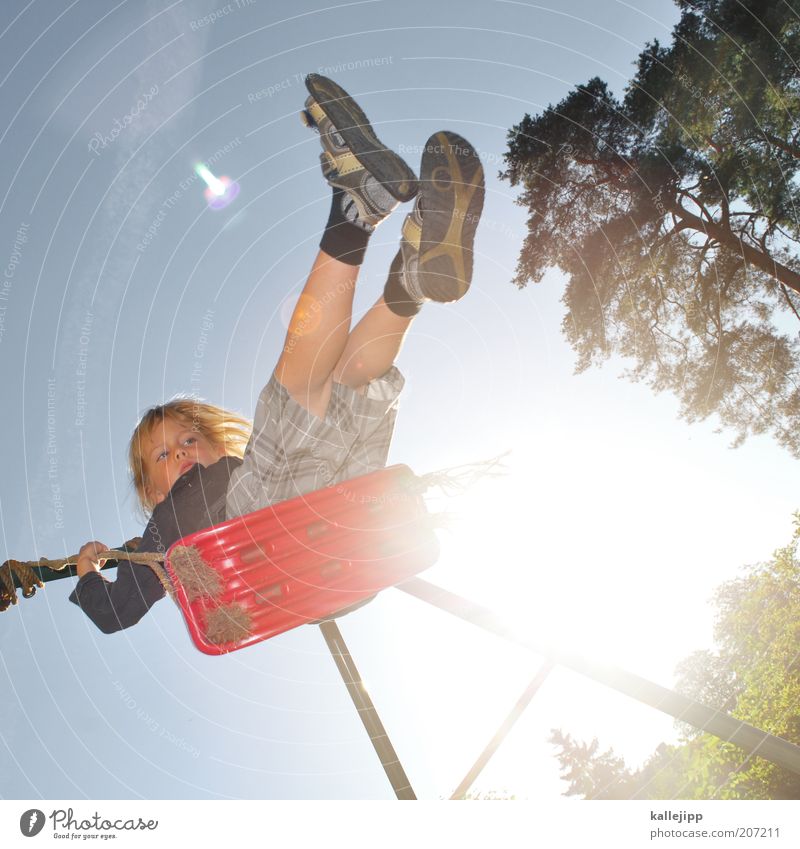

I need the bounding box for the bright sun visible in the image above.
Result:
[396,428,720,796]
[427,440,674,670]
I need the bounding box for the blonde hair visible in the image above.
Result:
[129,396,252,517]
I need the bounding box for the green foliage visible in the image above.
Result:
[548,730,636,799]
[503,0,800,456]
[550,516,800,799]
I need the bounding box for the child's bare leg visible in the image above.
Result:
[276,75,419,419]
[332,130,488,394]
[333,296,414,390]
[274,250,359,418]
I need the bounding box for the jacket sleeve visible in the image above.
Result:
[67,520,168,634]
[69,457,240,634]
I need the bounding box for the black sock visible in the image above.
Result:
[319,188,370,266]
[383,251,423,317]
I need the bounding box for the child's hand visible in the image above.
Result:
[76,540,110,578]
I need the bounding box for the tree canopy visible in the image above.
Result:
[503,0,800,455]
[550,515,800,799]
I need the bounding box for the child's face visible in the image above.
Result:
[143,415,224,506]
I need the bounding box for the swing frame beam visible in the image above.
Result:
[398,577,800,790]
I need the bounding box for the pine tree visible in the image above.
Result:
[503,0,800,455]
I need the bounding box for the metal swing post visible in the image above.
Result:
[319,619,416,800]
[450,659,555,799]
[399,577,800,779]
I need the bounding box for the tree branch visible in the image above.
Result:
[651,219,692,253]
[719,191,731,228]
[780,284,800,324]
[774,223,800,245]
[761,132,800,160]
[664,200,800,295]
[678,188,715,225]
[695,239,717,280]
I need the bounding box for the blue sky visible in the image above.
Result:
[1,0,796,802]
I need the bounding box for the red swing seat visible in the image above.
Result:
[164,465,440,655]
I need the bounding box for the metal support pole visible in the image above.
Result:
[399,577,800,778]
[319,619,416,800]
[450,660,555,799]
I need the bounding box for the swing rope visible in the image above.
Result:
[0,559,43,606]
[0,538,173,611]
[414,451,510,496]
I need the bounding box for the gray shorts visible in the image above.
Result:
[224,367,404,519]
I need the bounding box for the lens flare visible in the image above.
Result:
[282,293,322,337]
[195,163,240,210]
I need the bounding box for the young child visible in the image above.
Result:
[70,74,485,634]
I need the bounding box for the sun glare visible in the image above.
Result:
[410,421,726,793]
[431,426,715,678]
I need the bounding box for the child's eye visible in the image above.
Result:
[154,436,196,462]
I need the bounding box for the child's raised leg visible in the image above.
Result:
[274,249,359,417]
[275,79,486,420]
[332,296,414,390]
[275,75,418,418]
[335,130,486,389]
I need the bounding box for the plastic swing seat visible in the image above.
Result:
[164,465,440,655]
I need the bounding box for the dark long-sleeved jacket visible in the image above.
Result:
[69,456,242,633]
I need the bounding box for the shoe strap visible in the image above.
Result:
[305,99,328,127]
[401,212,422,251]
[319,152,336,180]
[322,149,363,177]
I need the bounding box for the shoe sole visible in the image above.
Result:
[417,131,485,301]
[305,74,418,203]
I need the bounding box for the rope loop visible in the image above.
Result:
[0,559,44,610]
